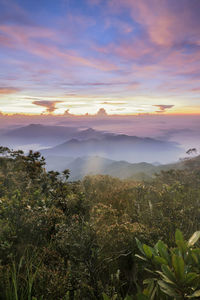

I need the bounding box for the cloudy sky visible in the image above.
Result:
[0,0,200,115]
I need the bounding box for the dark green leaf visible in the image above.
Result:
[172,254,185,281]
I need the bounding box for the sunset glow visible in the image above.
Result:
[0,0,200,115]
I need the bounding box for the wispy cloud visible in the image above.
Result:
[0,24,117,72]
[0,0,200,115]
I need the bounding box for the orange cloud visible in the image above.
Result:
[96,108,108,116]
[0,87,21,94]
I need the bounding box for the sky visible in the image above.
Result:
[0,0,200,115]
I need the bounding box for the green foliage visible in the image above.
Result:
[136,230,200,299]
[2,253,41,300]
[0,147,200,299]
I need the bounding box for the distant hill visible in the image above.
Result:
[73,128,114,140]
[1,124,77,147]
[2,124,183,164]
[68,157,158,181]
[44,155,155,180]
[0,123,186,178]
[44,155,187,181]
[45,156,75,171]
[44,153,200,181]
[46,154,200,181]
[1,124,108,148]
[42,134,182,164]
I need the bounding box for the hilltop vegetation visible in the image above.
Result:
[0,146,200,299]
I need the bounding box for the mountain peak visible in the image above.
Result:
[28,124,43,127]
[83,128,96,132]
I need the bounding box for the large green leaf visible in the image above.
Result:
[175,229,187,253]
[155,240,170,263]
[188,231,200,247]
[144,268,157,275]
[175,229,184,244]
[153,256,167,265]
[150,286,157,300]
[184,272,198,285]
[161,265,176,283]
[136,238,145,255]
[188,290,200,298]
[172,254,185,281]
[158,280,179,297]
[156,271,176,287]
[143,278,155,296]
[143,244,153,259]
[135,254,148,262]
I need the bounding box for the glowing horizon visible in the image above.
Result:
[0,0,200,115]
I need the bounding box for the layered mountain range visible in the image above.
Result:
[0,123,186,180]
[45,155,183,181]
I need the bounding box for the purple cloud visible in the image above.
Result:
[153,105,174,113]
[32,100,62,113]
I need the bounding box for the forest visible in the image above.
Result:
[0,146,200,300]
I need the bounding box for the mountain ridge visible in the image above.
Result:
[45,154,188,181]
[41,133,182,163]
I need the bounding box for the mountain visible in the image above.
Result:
[44,155,187,181]
[67,157,157,181]
[1,124,108,148]
[2,124,183,164]
[45,156,75,171]
[3,123,78,141]
[67,156,115,180]
[73,128,114,140]
[45,154,200,181]
[42,134,182,164]
[44,155,155,180]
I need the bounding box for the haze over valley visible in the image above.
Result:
[1,118,198,180]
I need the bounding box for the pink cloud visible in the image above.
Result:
[0,24,117,72]
[0,33,12,47]
[0,24,56,45]
[109,0,200,47]
[93,0,200,84]
[191,88,200,93]
[1,0,200,106]
[0,87,21,94]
